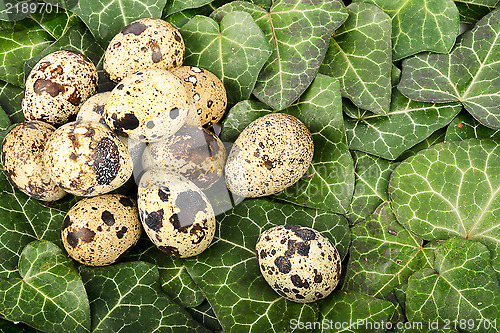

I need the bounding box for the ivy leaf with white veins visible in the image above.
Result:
[183,198,350,333]
[344,202,434,299]
[398,8,500,129]
[319,2,392,115]
[163,0,212,17]
[0,81,24,123]
[187,300,223,332]
[395,127,447,162]
[445,112,500,142]
[406,237,500,330]
[180,11,272,105]
[344,90,462,160]
[454,0,500,23]
[0,240,90,333]
[345,152,398,225]
[354,0,459,61]
[315,291,395,333]
[0,171,65,279]
[221,74,354,214]
[211,0,348,110]
[388,139,500,276]
[79,261,209,332]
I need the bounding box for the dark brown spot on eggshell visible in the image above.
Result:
[68,90,81,106]
[172,30,181,42]
[158,188,170,201]
[149,40,162,63]
[66,227,96,248]
[116,226,127,239]
[145,209,164,231]
[69,152,78,160]
[101,210,115,226]
[159,245,180,257]
[113,113,140,132]
[62,216,72,229]
[189,223,206,244]
[260,250,267,259]
[290,274,309,289]
[33,79,65,97]
[171,190,207,230]
[274,256,291,274]
[93,137,120,185]
[121,21,148,35]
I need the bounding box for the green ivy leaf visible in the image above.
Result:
[398,8,500,129]
[0,318,38,332]
[388,139,500,276]
[406,237,500,330]
[0,105,11,141]
[212,0,348,110]
[163,0,212,17]
[354,0,459,61]
[0,80,24,123]
[27,10,81,40]
[345,152,398,225]
[79,261,208,332]
[445,112,500,142]
[0,240,90,333]
[221,74,354,214]
[125,239,205,308]
[315,291,395,333]
[344,202,434,299]
[187,301,223,332]
[454,0,500,23]
[180,11,271,105]
[395,128,447,162]
[320,2,392,115]
[184,198,350,332]
[344,90,462,160]
[0,171,65,279]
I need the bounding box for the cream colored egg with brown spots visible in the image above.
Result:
[225,113,313,197]
[23,50,98,125]
[171,66,227,128]
[104,18,184,83]
[104,69,190,142]
[62,194,141,266]
[1,121,66,201]
[138,169,215,258]
[142,125,226,190]
[76,92,111,126]
[256,225,341,303]
[43,121,132,196]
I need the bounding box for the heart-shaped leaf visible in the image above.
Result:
[212,0,348,110]
[345,152,398,225]
[0,81,24,123]
[454,0,500,23]
[183,198,350,332]
[398,8,500,129]
[180,11,271,105]
[344,202,434,299]
[445,112,500,142]
[0,171,65,279]
[320,2,392,115]
[389,139,500,275]
[0,240,90,333]
[315,291,395,333]
[354,0,459,61]
[221,74,354,214]
[344,90,462,160]
[406,237,500,329]
[79,261,208,332]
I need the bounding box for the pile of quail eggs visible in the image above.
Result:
[1,18,341,303]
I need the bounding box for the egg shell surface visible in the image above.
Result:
[23,50,98,125]
[76,92,111,126]
[43,121,133,196]
[225,113,314,197]
[138,169,215,258]
[61,194,141,266]
[1,121,66,201]
[256,225,341,303]
[104,69,190,142]
[104,18,184,83]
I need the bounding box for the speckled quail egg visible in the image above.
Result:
[142,125,226,190]
[43,121,133,196]
[138,169,215,258]
[1,121,66,201]
[23,50,98,125]
[256,225,341,303]
[76,92,111,126]
[104,69,190,142]
[225,113,314,197]
[61,194,141,266]
[104,18,184,83]
[171,66,227,128]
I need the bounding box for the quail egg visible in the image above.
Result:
[61,194,141,266]
[138,169,215,258]
[256,225,341,303]
[23,50,98,125]
[142,125,226,190]
[225,113,314,197]
[104,69,190,142]
[1,121,66,201]
[171,66,227,128]
[104,18,185,83]
[43,121,133,196]
[76,92,111,126]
